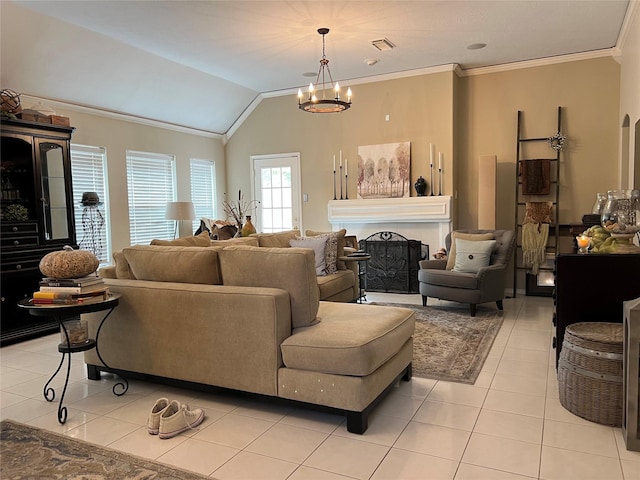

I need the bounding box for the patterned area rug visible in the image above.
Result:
[372,303,504,384]
[0,419,212,480]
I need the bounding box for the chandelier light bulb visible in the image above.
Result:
[347,88,352,102]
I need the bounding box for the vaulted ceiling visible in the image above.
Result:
[0,1,631,136]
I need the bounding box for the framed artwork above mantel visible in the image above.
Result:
[357,142,410,199]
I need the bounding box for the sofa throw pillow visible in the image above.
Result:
[219,245,320,328]
[209,236,259,247]
[452,239,496,273]
[150,232,211,247]
[123,245,222,284]
[113,250,134,279]
[290,236,329,276]
[302,232,338,275]
[446,232,495,270]
[306,229,347,270]
[251,229,301,248]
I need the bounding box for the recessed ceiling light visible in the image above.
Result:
[467,43,487,50]
[364,59,379,66]
[302,72,317,78]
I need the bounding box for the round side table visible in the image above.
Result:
[339,254,371,303]
[18,294,126,424]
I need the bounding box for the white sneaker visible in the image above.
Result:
[147,397,169,435]
[158,400,205,439]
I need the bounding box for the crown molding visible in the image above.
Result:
[459,48,618,77]
[617,0,639,52]
[19,94,223,139]
[261,64,461,100]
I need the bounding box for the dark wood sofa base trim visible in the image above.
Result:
[86,362,413,434]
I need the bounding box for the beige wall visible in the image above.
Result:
[458,57,621,230]
[227,58,620,235]
[39,105,225,254]
[225,71,456,232]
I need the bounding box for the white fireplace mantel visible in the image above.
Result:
[328,196,452,252]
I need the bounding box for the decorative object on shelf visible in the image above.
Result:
[59,318,89,347]
[414,176,427,196]
[592,192,607,214]
[547,131,566,151]
[4,203,28,221]
[332,151,350,200]
[165,201,195,239]
[357,142,410,199]
[79,192,105,259]
[601,189,640,252]
[39,245,99,279]
[429,143,436,196]
[0,88,21,119]
[298,28,352,113]
[438,152,444,196]
[241,215,257,237]
[222,190,259,235]
[576,235,591,254]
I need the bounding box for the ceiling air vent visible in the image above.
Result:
[371,38,395,51]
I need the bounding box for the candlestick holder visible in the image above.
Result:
[438,168,443,196]
[345,174,348,200]
[430,164,434,196]
[333,170,336,200]
[339,166,343,200]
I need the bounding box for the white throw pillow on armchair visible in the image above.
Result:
[452,239,496,273]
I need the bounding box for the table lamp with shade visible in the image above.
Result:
[165,201,195,238]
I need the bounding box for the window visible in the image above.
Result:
[70,144,111,264]
[126,150,176,245]
[190,159,216,232]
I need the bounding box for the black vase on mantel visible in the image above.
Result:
[414,176,427,196]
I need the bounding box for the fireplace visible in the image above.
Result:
[359,232,428,294]
[328,196,452,257]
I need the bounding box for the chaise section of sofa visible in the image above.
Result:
[84,243,414,433]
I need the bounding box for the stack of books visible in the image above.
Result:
[32,275,109,304]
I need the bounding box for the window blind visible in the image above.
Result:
[70,144,111,264]
[190,159,216,231]
[126,150,176,245]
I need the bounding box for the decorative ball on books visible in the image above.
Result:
[39,245,99,279]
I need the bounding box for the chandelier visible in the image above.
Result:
[298,28,352,113]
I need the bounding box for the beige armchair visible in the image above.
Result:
[418,229,515,316]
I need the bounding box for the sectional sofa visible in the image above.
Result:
[82,241,415,433]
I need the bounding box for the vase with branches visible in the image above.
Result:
[222,190,259,236]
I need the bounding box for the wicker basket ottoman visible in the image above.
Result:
[558,322,623,427]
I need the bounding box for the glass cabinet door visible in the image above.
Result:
[37,139,73,243]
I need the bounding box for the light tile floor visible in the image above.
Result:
[1,293,637,479]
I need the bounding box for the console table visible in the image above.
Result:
[18,294,126,423]
[554,254,640,367]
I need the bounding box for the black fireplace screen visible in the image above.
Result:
[359,232,429,294]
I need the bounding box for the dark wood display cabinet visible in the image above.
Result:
[1,119,77,346]
[553,253,640,366]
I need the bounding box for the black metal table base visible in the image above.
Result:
[42,305,128,424]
